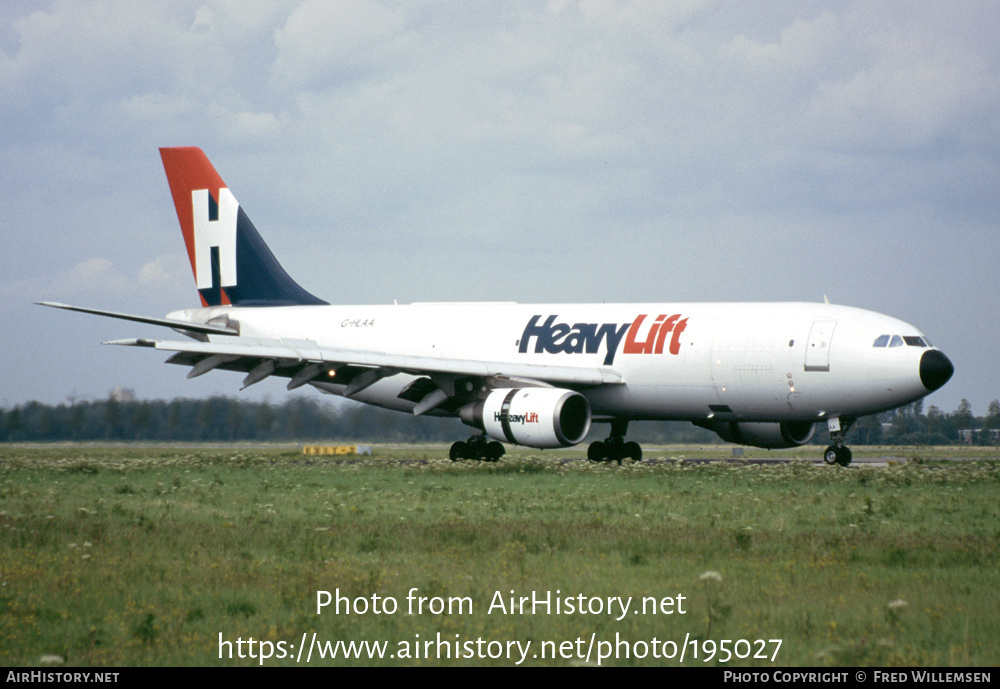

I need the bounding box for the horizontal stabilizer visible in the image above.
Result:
[37,302,237,336]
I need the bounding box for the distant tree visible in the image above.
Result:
[224,399,242,440]
[167,400,183,439]
[952,399,975,431]
[890,402,926,441]
[254,402,275,439]
[925,405,944,433]
[131,401,153,439]
[2,407,23,440]
[70,403,85,440]
[985,400,1000,430]
[852,415,883,444]
[195,399,217,440]
[104,397,121,439]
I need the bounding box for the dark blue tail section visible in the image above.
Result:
[225,207,327,306]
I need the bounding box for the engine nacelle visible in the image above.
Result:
[710,421,816,449]
[460,388,591,449]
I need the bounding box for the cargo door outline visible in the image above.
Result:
[804,321,836,372]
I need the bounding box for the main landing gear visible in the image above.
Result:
[823,416,855,467]
[450,434,505,462]
[587,419,642,465]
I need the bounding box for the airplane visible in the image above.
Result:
[40,147,954,466]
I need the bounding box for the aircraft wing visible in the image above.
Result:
[106,336,622,414]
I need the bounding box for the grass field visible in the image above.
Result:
[1,444,998,666]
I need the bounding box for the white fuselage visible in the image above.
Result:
[168,301,937,424]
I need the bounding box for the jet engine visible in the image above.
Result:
[460,388,591,448]
[707,421,816,449]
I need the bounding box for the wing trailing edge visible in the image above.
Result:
[104,337,624,390]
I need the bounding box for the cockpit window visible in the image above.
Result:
[875,334,932,348]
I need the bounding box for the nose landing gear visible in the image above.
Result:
[823,444,853,467]
[823,416,855,467]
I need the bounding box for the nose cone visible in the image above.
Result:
[920,349,954,392]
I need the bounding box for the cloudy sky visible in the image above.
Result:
[2,0,997,417]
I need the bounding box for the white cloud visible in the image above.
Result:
[804,41,991,151]
[46,258,129,298]
[719,11,842,78]
[0,254,190,311]
[271,0,404,90]
[138,254,188,286]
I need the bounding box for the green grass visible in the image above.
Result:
[0,445,998,666]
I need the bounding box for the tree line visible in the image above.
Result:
[1,395,996,445]
[849,399,1000,446]
[0,396,459,443]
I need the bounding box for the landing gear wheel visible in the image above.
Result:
[486,441,505,462]
[589,420,644,464]
[587,441,605,462]
[836,446,852,467]
[625,441,642,463]
[450,441,468,461]
[823,445,852,467]
[824,416,856,468]
[451,436,505,461]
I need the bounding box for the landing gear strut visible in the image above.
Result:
[450,434,505,462]
[823,416,855,467]
[587,419,642,465]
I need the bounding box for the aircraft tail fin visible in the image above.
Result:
[159,147,327,307]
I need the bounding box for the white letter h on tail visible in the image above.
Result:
[192,188,239,291]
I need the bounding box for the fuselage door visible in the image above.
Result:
[804,321,837,372]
